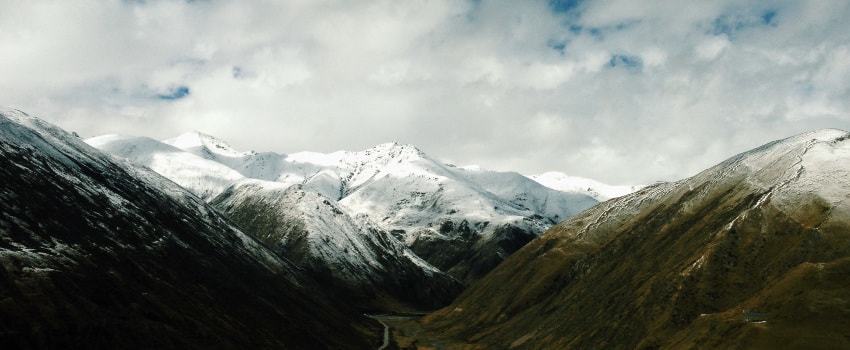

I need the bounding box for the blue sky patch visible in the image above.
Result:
[761,9,778,25]
[568,20,639,41]
[608,54,642,71]
[547,39,567,54]
[157,86,190,100]
[711,9,779,38]
[549,0,581,13]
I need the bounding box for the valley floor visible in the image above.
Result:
[372,314,477,350]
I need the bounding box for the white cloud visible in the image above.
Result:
[695,37,730,61]
[2,0,850,185]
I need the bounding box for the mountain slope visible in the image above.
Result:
[88,135,464,307]
[164,131,306,184]
[528,171,643,201]
[419,129,850,349]
[330,143,597,281]
[95,133,598,282]
[86,134,245,199]
[0,110,376,349]
[210,181,462,310]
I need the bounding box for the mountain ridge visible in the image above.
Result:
[210,180,463,310]
[528,171,645,201]
[413,127,850,349]
[0,109,378,349]
[88,130,601,282]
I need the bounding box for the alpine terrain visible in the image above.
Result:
[413,129,850,349]
[88,132,600,285]
[528,171,645,201]
[210,181,462,310]
[0,109,378,349]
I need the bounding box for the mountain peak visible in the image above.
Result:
[361,141,425,160]
[528,172,643,201]
[372,141,420,150]
[166,130,220,148]
[778,128,849,147]
[164,130,248,157]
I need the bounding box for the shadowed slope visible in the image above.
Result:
[0,110,376,349]
[211,181,463,311]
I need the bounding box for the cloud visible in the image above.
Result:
[2,0,850,185]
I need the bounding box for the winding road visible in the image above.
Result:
[376,318,390,350]
[366,315,391,350]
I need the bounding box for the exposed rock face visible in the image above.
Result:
[421,129,850,349]
[210,182,463,311]
[0,110,376,349]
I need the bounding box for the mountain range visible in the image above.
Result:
[86,130,608,296]
[5,108,847,349]
[0,109,377,349]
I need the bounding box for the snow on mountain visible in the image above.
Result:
[86,134,245,199]
[153,135,599,237]
[163,131,346,196]
[211,181,461,309]
[423,128,850,349]
[686,128,850,217]
[457,169,598,223]
[164,130,254,160]
[93,132,600,281]
[0,109,376,348]
[528,171,643,201]
[89,132,464,307]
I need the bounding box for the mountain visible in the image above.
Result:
[86,134,245,199]
[87,136,462,310]
[163,131,304,184]
[210,181,462,310]
[417,129,850,349]
[325,143,598,282]
[528,171,643,201]
[91,132,599,282]
[0,109,377,349]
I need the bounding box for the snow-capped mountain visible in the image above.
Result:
[211,182,462,309]
[86,134,245,199]
[154,132,598,227]
[88,134,462,308]
[89,131,599,281]
[527,171,643,201]
[422,129,850,349]
[0,109,376,348]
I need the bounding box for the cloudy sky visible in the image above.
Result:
[2,0,849,184]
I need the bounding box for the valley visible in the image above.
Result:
[3,108,849,349]
[87,128,607,310]
[5,2,849,348]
